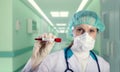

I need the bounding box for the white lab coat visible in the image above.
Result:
[22,58,40,72]
[37,50,110,72]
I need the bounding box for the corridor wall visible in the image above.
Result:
[0,0,57,72]
[100,0,120,72]
[0,0,13,72]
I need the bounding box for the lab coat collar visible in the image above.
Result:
[64,48,97,61]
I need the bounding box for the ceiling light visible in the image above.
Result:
[58,30,65,33]
[28,0,58,32]
[60,11,69,17]
[56,23,67,26]
[50,11,69,17]
[76,0,89,12]
[50,11,59,17]
[58,27,65,29]
[54,27,57,30]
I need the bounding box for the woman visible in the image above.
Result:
[23,10,110,72]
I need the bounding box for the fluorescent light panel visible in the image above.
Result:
[58,30,65,33]
[56,23,67,26]
[28,0,59,32]
[50,11,69,17]
[60,11,69,17]
[50,11,59,17]
[54,27,57,30]
[76,0,89,12]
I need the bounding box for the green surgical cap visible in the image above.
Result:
[68,10,105,36]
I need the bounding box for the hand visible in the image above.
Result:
[31,33,56,70]
[32,33,56,58]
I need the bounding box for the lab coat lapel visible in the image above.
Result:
[85,56,98,72]
[68,55,82,72]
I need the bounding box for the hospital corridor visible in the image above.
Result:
[0,0,120,72]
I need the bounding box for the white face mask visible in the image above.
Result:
[71,32,95,52]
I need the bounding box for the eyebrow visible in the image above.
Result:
[75,26,83,29]
[75,26,97,31]
[89,27,96,30]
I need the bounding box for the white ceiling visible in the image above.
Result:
[34,0,82,26]
[21,0,89,33]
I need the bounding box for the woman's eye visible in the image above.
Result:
[77,28,83,32]
[90,29,95,32]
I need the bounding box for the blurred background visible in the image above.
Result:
[0,0,120,72]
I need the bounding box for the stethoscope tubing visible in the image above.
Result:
[64,48,74,72]
[90,51,101,72]
[64,48,101,72]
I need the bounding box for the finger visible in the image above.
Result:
[53,35,56,39]
[41,33,45,38]
[48,33,56,43]
[40,33,47,41]
[48,33,53,39]
[44,33,47,38]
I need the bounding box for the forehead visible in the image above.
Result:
[75,24,96,29]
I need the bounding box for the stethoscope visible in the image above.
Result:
[64,48,101,72]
